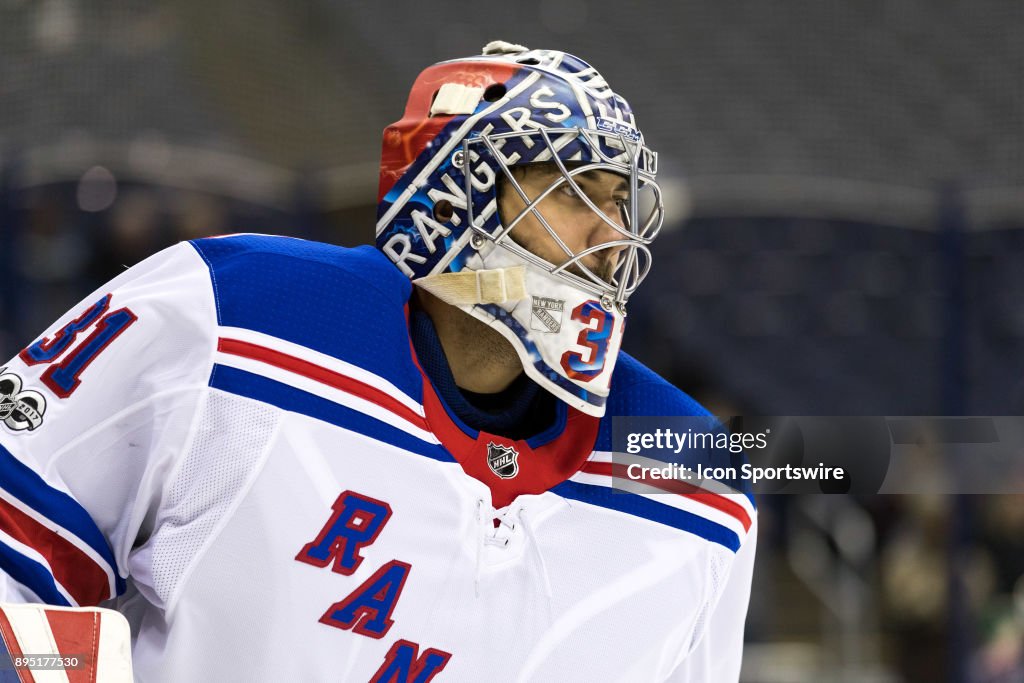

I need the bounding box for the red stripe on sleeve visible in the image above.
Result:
[0,499,113,606]
[217,338,429,430]
[580,461,753,532]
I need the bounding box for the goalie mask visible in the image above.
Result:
[376,41,664,417]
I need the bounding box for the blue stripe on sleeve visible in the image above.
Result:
[550,479,741,552]
[0,444,123,595]
[209,365,456,465]
[0,541,72,606]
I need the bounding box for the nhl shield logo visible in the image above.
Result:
[486,441,520,479]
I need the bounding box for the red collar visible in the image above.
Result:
[404,306,600,509]
[419,372,600,509]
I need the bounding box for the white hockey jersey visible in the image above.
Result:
[0,235,756,682]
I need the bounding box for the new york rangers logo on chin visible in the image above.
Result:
[486,442,519,479]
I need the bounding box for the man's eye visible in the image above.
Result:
[558,183,582,199]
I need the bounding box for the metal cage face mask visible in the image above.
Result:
[375,43,665,416]
[463,126,663,311]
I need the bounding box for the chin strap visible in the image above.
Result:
[414,266,528,305]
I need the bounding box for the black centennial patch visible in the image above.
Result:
[531,296,564,334]
[486,442,520,479]
[0,367,46,432]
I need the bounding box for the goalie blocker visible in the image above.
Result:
[0,603,132,682]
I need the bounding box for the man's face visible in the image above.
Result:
[497,164,630,284]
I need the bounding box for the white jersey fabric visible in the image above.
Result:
[0,235,756,682]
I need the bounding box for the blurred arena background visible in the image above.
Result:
[1,1,1022,681]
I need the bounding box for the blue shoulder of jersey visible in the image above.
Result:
[189,234,423,402]
[599,353,754,500]
[597,352,711,444]
[552,352,756,552]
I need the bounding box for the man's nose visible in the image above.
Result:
[588,199,627,248]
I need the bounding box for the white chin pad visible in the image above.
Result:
[417,243,623,416]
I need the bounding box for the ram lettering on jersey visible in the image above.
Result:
[297,490,454,678]
[319,560,411,639]
[370,640,452,683]
[295,491,392,576]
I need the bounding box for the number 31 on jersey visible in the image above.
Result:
[20,293,138,398]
